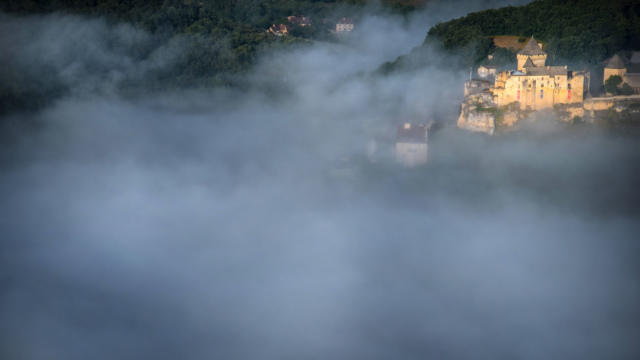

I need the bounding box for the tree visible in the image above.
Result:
[604,75,623,94]
[620,83,634,96]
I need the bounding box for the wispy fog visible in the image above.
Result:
[1,1,639,359]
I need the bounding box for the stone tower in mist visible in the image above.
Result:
[603,54,627,85]
[516,36,547,71]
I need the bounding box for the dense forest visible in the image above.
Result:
[3,0,428,74]
[380,0,640,76]
[1,0,429,114]
[425,0,640,66]
[2,0,376,82]
[4,0,640,114]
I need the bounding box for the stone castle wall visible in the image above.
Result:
[493,72,585,111]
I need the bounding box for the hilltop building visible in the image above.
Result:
[459,39,640,134]
[515,37,547,70]
[336,18,354,33]
[604,52,640,94]
[288,16,312,27]
[491,36,588,110]
[268,24,289,36]
[396,123,428,167]
[458,36,596,134]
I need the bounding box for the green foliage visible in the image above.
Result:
[605,75,634,95]
[0,0,374,85]
[605,75,623,93]
[483,47,516,68]
[425,0,640,66]
[2,0,410,113]
[620,83,634,96]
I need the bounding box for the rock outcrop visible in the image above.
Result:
[458,102,496,135]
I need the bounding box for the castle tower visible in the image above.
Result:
[603,54,626,85]
[517,36,547,71]
[521,57,535,74]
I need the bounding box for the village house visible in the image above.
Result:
[336,18,354,33]
[287,16,312,27]
[491,36,588,110]
[396,123,429,167]
[604,52,640,94]
[460,38,640,134]
[268,24,289,36]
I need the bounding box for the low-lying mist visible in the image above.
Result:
[1,1,639,359]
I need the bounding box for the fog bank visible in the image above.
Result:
[1,1,640,359]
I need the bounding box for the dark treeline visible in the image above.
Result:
[425,0,640,66]
[1,0,361,82]
[380,0,640,75]
[2,0,423,76]
[0,0,428,115]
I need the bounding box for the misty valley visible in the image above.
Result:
[1,1,640,359]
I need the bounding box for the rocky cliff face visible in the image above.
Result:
[457,89,497,135]
[458,96,528,135]
[458,102,495,135]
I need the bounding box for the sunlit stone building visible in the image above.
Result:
[491,36,588,110]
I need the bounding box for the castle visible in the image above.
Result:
[491,36,588,110]
[459,37,640,134]
[458,36,590,134]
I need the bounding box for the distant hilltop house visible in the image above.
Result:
[287,16,312,27]
[490,36,588,110]
[603,53,640,94]
[268,24,289,36]
[396,123,429,167]
[335,18,354,33]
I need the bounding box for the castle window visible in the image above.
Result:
[540,89,543,99]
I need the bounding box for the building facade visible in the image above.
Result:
[268,24,288,36]
[395,123,428,167]
[491,36,587,110]
[336,18,354,33]
[604,52,640,94]
[287,16,312,27]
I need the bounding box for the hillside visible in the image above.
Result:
[381,0,640,75]
[425,0,640,66]
[491,35,529,51]
[1,0,433,115]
